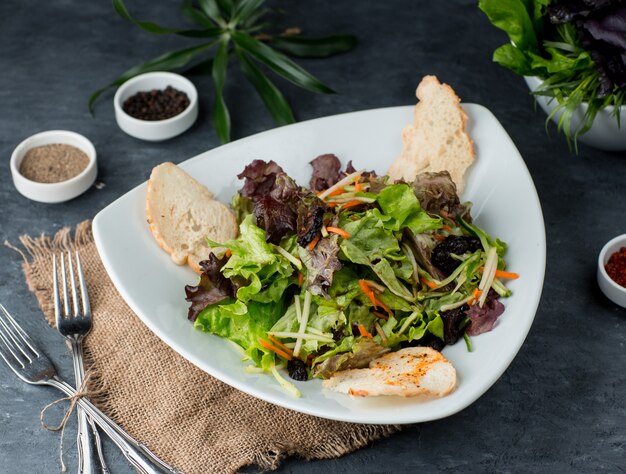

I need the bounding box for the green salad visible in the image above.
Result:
[184,155,516,396]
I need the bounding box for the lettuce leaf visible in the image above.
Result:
[194,299,285,366]
[339,210,414,300]
[375,183,442,233]
[212,215,296,303]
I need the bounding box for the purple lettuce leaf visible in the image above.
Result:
[412,171,472,220]
[467,295,505,336]
[253,195,298,245]
[237,159,284,198]
[309,154,342,192]
[298,232,342,296]
[184,254,236,322]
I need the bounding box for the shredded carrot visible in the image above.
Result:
[268,335,294,356]
[374,298,393,315]
[225,249,232,257]
[479,267,520,280]
[359,279,393,315]
[442,225,453,232]
[258,338,292,360]
[420,276,439,289]
[325,226,350,238]
[359,279,377,304]
[358,324,373,338]
[340,200,363,210]
[469,288,482,305]
[327,187,346,197]
[353,175,363,192]
[317,187,345,197]
[327,202,337,208]
[307,234,321,251]
[433,234,446,241]
[495,269,520,280]
[297,272,304,286]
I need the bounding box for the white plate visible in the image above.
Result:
[93,104,546,424]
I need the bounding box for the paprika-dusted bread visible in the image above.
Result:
[322,347,456,398]
[388,75,475,194]
[146,162,238,274]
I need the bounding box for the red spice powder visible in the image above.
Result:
[605,247,626,287]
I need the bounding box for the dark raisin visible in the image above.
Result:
[287,358,308,381]
[296,202,326,247]
[441,303,470,345]
[432,236,482,276]
[400,334,446,352]
[420,335,446,352]
[332,327,345,341]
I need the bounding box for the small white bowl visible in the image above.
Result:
[10,130,97,204]
[597,234,626,307]
[114,72,198,141]
[525,76,626,151]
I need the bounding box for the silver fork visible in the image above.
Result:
[53,252,107,474]
[0,304,182,474]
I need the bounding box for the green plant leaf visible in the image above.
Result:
[112,0,220,37]
[233,0,265,24]
[241,9,269,29]
[492,44,533,75]
[215,0,234,17]
[478,0,538,52]
[236,49,295,126]
[181,0,215,28]
[198,0,225,25]
[88,42,214,112]
[232,32,335,94]
[212,41,231,143]
[269,35,358,58]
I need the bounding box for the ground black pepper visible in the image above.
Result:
[19,144,89,183]
[122,86,190,121]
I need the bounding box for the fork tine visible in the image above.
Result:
[60,253,69,316]
[2,305,40,358]
[0,316,26,369]
[53,255,62,328]
[0,306,32,364]
[0,330,25,369]
[75,251,91,317]
[67,251,80,317]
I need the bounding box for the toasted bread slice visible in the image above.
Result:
[388,75,475,194]
[146,162,238,274]
[322,347,456,398]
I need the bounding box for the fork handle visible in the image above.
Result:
[48,377,182,474]
[70,341,109,474]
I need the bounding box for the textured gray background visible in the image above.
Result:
[1,0,625,473]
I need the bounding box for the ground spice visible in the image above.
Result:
[605,247,626,287]
[122,86,190,121]
[19,144,89,183]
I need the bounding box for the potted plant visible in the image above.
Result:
[480,0,626,151]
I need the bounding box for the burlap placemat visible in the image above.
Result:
[10,221,398,473]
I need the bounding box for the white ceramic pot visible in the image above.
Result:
[10,130,97,203]
[114,71,198,141]
[525,75,626,151]
[598,234,626,308]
